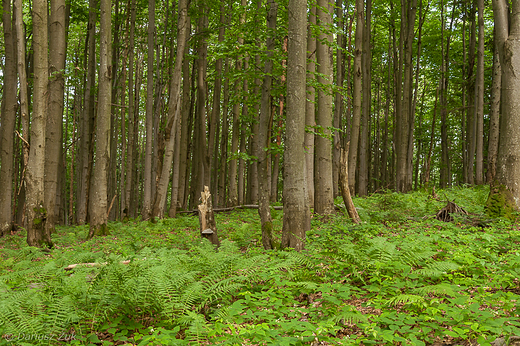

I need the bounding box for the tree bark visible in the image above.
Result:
[490,0,520,212]
[45,0,68,234]
[26,0,52,247]
[152,0,189,218]
[88,0,112,239]
[349,0,363,195]
[305,6,316,209]
[340,145,361,223]
[487,33,501,183]
[257,0,277,250]
[314,0,334,215]
[474,0,485,185]
[358,0,372,196]
[282,0,310,251]
[77,0,97,224]
[142,0,155,220]
[0,0,17,236]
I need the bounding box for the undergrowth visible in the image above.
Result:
[1,185,519,345]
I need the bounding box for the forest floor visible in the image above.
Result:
[1,185,520,346]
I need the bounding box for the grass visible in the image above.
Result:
[1,185,520,345]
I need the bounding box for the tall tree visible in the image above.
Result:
[474,0,484,185]
[281,0,310,251]
[88,0,112,239]
[142,0,155,219]
[77,0,97,224]
[487,32,501,183]
[348,0,363,194]
[257,0,277,250]
[152,0,189,218]
[489,0,520,211]
[26,0,52,247]
[45,0,69,234]
[305,6,316,208]
[358,0,372,196]
[0,0,17,236]
[314,0,334,214]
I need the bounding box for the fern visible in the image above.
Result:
[416,260,461,278]
[386,294,425,307]
[413,283,459,297]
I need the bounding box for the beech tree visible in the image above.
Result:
[0,0,17,236]
[488,0,520,213]
[88,0,112,239]
[282,0,310,251]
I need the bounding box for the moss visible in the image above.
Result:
[88,223,111,239]
[261,221,275,250]
[485,183,517,219]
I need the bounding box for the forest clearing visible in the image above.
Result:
[1,186,520,345]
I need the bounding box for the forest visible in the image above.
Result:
[2,0,520,343]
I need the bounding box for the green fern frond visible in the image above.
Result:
[413,283,459,297]
[416,261,460,278]
[386,294,425,307]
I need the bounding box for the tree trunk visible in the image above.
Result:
[314,0,334,215]
[489,0,520,212]
[282,0,310,251]
[257,0,277,250]
[142,0,155,220]
[77,0,97,224]
[45,0,68,234]
[88,0,112,239]
[358,0,372,196]
[333,0,344,199]
[0,0,17,236]
[151,0,189,218]
[339,145,361,223]
[26,0,52,247]
[487,33,501,183]
[14,0,30,227]
[474,0,485,185]
[349,0,363,195]
[218,58,230,207]
[124,0,137,218]
[305,6,316,209]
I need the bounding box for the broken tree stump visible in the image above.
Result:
[436,200,468,222]
[198,186,220,247]
[339,143,361,224]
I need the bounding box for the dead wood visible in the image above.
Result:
[436,200,468,222]
[339,143,361,223]
[198,186,220,247]
[64,260,131,271]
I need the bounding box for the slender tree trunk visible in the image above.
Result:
[125,0,137,218]
[45,0,68,234]
[466,3,477,185]
[257,0,277,250]
[474,0,484,185]
[218,59,230,207]
[282,0,310,251]
[142,0,155,220]
[88,0,112,239]
[26,0,52,247]
[0,0,17,236]
[487,32,501,183]
[314,0,334,215]
[152,0,189,218]
[358,0,372,196]
[349,0,363,195]
[14,0,30,227]
[305,6,316,208]
[238,56,249,206]
[228,2,246,207]
[333,0,344,198]
[77,0,97,224]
